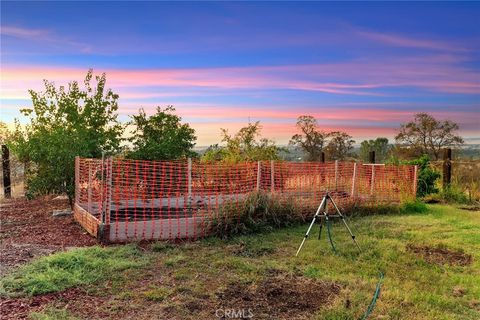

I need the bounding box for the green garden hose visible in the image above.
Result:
[324,219,384,320]
[360,271,384,320]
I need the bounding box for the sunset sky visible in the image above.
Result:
[1,2,479,146]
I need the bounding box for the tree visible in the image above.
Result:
[9,70,123,204]
[0,121,11,145]
[395,113,464,160]
[127,106,197,160]
[359,137,391,163]
[324,131,355,160]
[289,115,328,161]
[202,121,281,162]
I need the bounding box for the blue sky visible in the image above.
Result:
[1,1,479,145]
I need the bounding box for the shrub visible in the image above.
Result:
[388,155,440,197]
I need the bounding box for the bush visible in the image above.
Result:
[388,155,440,197]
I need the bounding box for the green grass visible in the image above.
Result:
[2,204,479,319]
[1,245,148,296]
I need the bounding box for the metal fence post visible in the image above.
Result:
[187,158,192,205]
[256,161,261,191]
[413,165,418,197]
[370,165,375,195]
[270,160,275,193]
[351,162,357,197]
[334,160,338,190]
[104,157,113,224]
[87,162,92,214]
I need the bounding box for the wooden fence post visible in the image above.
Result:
[320,152,325,163]
[443,148,452,189]
[369,151,376,164]
[2,145,11,199]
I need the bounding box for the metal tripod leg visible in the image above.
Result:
[330,197,361,251]
[318,216,323,240]
[318,195,329,240]
[295,196,326,256]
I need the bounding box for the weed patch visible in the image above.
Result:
[230,240,276,257]
[211,191,304,238]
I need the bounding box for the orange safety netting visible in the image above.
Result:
[74,157,417,242]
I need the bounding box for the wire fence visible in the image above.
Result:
[430,159,480,201]
[74,157,417,242]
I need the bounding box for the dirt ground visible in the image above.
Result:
[0,197,98,276]
[406,244,473,266]
[216,274,341,319]
[1,197,99,319]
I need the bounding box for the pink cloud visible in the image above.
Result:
[1,25,92,53]
[1,26,50,39]
[2,55,479,98]
[356,30,468,52]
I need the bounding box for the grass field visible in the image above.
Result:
[1,204,479,319]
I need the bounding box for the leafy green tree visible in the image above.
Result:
[395,113,464,160]
[202,121,281,163]
[359,137,391,162]
[127,106,197,160]
[9,70,123,204]
[289,115,328,161]
[324,131,355,160]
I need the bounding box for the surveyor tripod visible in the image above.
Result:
[295,192,360,256]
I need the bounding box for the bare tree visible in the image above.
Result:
[395,113,464,160]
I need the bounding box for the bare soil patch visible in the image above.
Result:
[457,205,480,212]
[0,288,109,320]
[0,197,97,275]
[216,274,341,319]
[407,244,473,266]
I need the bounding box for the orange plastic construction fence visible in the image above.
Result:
[74,157,417,242]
